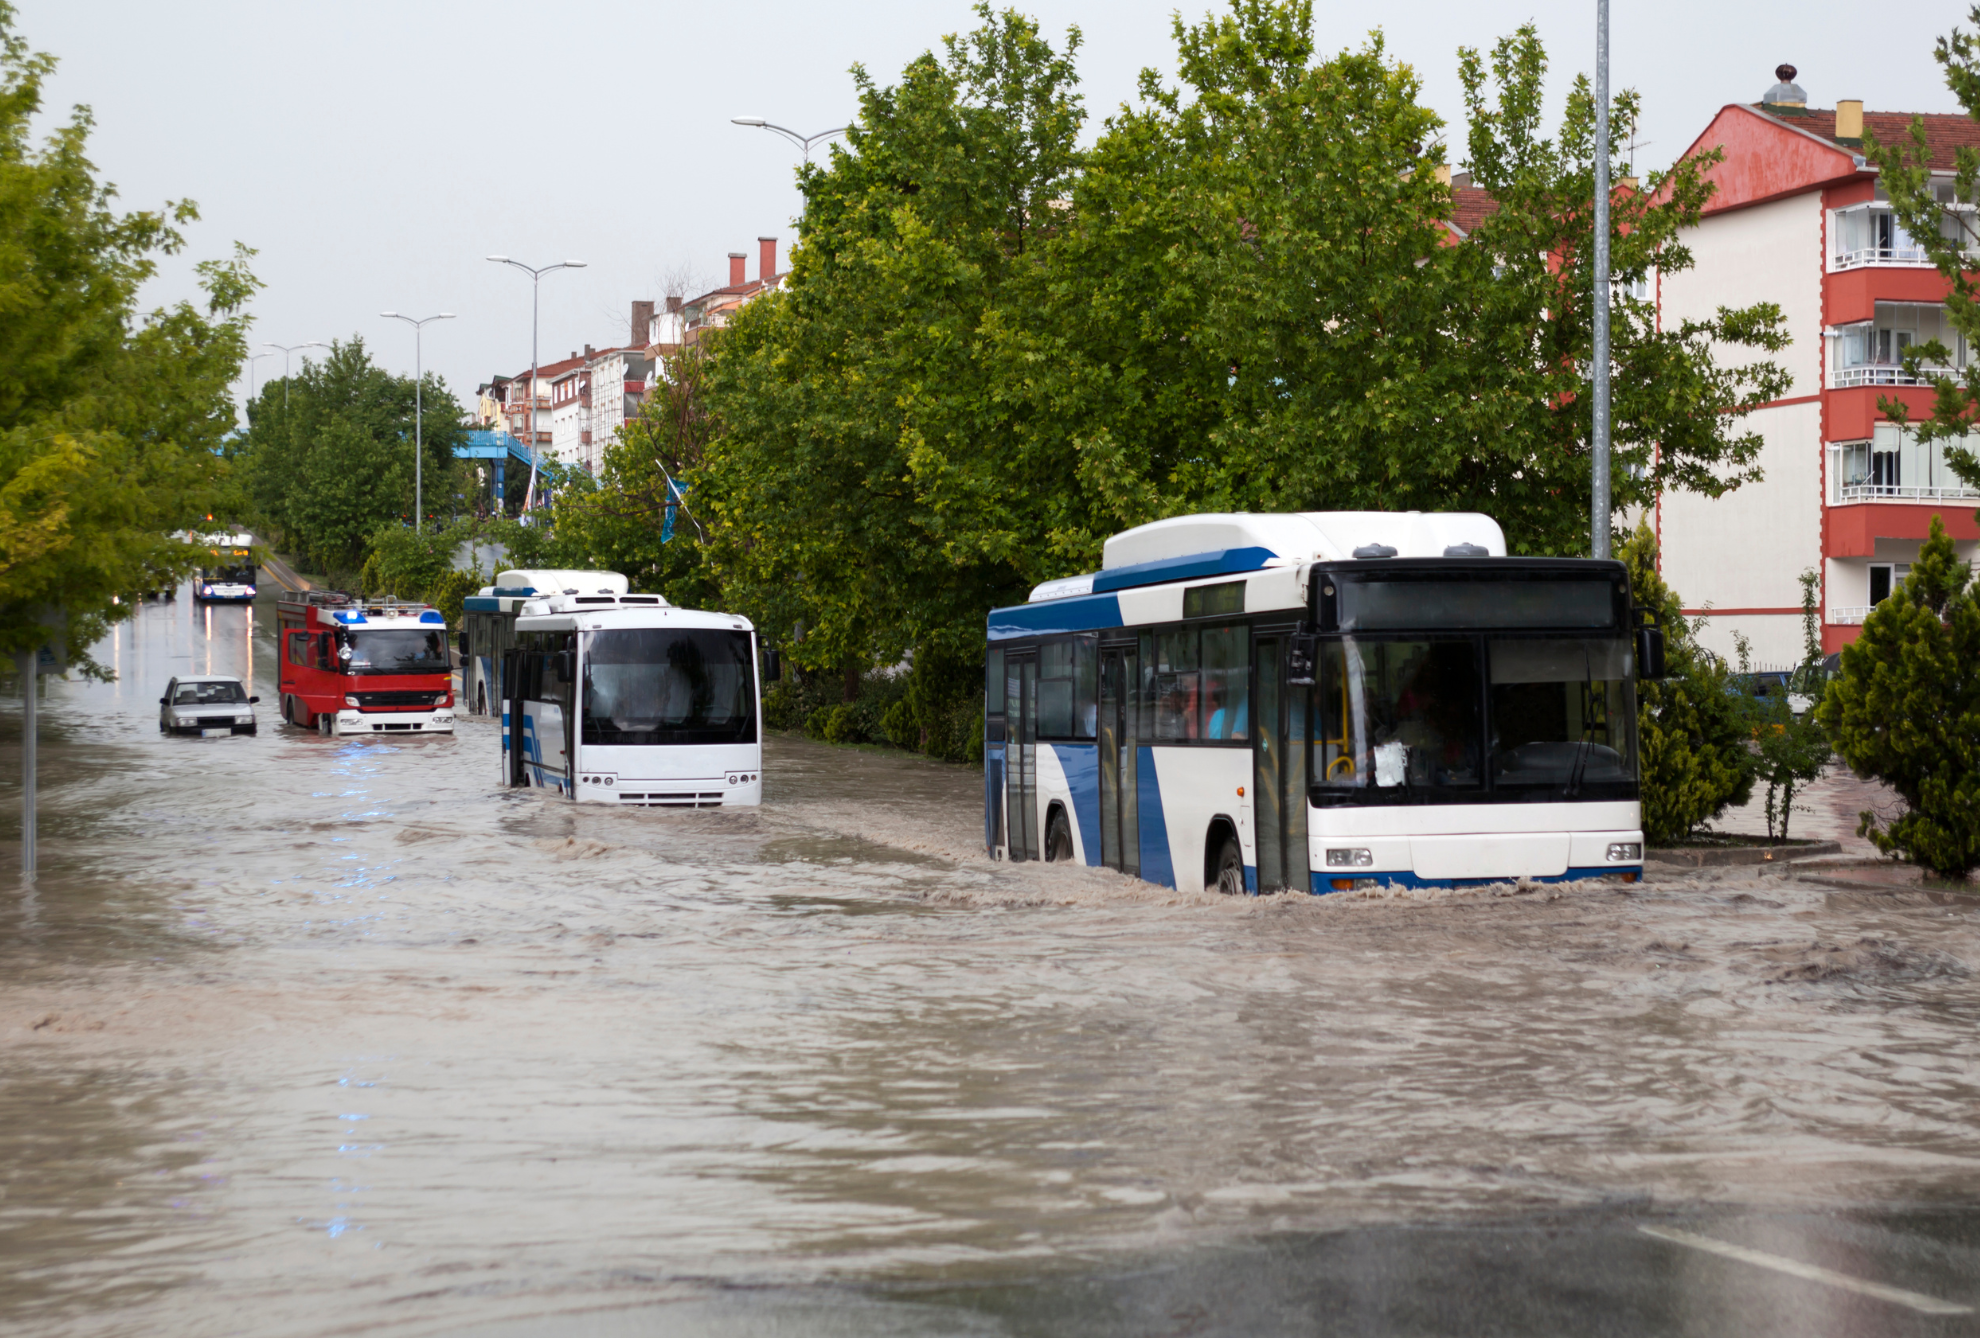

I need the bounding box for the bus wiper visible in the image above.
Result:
[1566,647,1596,797]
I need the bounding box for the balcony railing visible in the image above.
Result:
[1829,606,1873,625]
[1831,364,1959,389]
[1832,244,1934,270]
[1836,481,1980,503]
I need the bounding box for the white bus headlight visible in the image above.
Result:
[1325,847,1374,868]
[1606,842,1642,862]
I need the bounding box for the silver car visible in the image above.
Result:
[159,675,259,736]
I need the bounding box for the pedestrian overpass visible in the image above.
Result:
[456,430,541,503]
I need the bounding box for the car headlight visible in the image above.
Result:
[1325,847,1374,868]
[1606,842,1642,862]
[344,695,360,707]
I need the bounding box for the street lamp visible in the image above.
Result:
[247,351,277,403]
[486,256,586,512]
[381,312,455,533]
[261,341,328,410]
[1590,0,1612,559]
[731,116,848,164]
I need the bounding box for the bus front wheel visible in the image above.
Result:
[1211,831,1247,896]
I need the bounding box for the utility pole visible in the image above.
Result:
[486,257,586,514]
[381,313,455,533]
[1590,0,1613,559]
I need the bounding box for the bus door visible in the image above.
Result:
[501,648,526,785]
[1097,644,1140,876]
[1003,650,1038,860]
[1252,634,1311,894]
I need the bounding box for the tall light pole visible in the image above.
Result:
[731,116,848,164]
[262,341,328,411]
[246,351,277,405]
[1590,0,1613,560]
[381,312,455,533]
[486,257,585,512]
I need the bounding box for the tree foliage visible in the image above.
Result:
[235,338,469,578]
[0,3,257,673]
[1816,516,1980,879]
[1621,522,1752,843]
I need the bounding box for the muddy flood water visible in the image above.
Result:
[2,595,1979,1337]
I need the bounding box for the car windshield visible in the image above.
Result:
[173,681,246,705]
[346,629,449,676]
[581,628,756,745]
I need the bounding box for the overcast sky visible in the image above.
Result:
[17,0,1966,420]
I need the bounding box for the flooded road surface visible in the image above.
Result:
[2,595,1979,1337]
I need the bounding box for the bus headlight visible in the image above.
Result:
[1325,847,1374,868]
[1606,842,1642,862]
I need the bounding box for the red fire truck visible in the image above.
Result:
[276,591,457,736]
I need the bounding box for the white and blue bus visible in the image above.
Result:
[500,590,762,808]
[461,569,628,716]
[984,512,1658,893]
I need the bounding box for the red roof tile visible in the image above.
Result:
[1751,105,1980,168]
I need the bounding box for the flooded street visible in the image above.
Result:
[3,594,1980,1337]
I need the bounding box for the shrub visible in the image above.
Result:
[1622,523,1754,844]
[1816,514,1980,879]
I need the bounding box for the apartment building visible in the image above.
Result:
[680,236,785,341]
[1659,66,1980,661]
[547,357,590,467]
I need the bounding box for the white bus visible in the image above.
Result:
[192,532,258,602]
[984,512,1659,893]
[499,590,763,808]
[460,569,627,716]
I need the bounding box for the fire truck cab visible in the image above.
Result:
[276,591,457,736]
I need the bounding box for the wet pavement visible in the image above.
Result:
[2,593,1978,1337]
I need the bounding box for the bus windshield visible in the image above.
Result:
[1314,636,1636,795]
[581,628,756,745]
[346,629,449,676]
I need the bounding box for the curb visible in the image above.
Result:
[1646,840,1842,867]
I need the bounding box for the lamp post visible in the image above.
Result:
[381,312,455,533]
[261,341,328,411]
[1590,0,1612,559]
[247,351,277,405]
[730,116,848,164]
[485,257,585,512]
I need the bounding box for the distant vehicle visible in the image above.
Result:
[986,511,1659,893]
[159,676,258,735]
[276,591,455,736]
[499,590,761,807]
[191,531,258,602]
[460,569,628,715]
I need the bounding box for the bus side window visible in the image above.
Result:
[1202,625,1248,741]
[1153,627,1199,740]
[1036,635,1097,739]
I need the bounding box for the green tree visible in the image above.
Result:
[1621,522,1752,843]
[1815,515,1980,879]
[1863,4,1980,496]
[236,337,469,578]
[0,4,257,673]
[1736,570,1831,843]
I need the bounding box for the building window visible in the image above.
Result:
[1868,563,1910,606]
[1831,302,1966,387]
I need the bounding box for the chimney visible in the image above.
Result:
[665,295,683,313]
[1432,164,1451,186]
[728,251,746,286]
[1836,99,1864,141]
[630,299,654,347]
[759,236,778,284]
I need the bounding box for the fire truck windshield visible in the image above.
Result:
[345,629,449,676]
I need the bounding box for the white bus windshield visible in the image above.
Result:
[582,628,756,745]
[346,629,449,676]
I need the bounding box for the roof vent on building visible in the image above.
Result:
[1763,63,1806,108]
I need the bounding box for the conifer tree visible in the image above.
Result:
[1621,523,1751,843]
[1815,516,1980,878]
